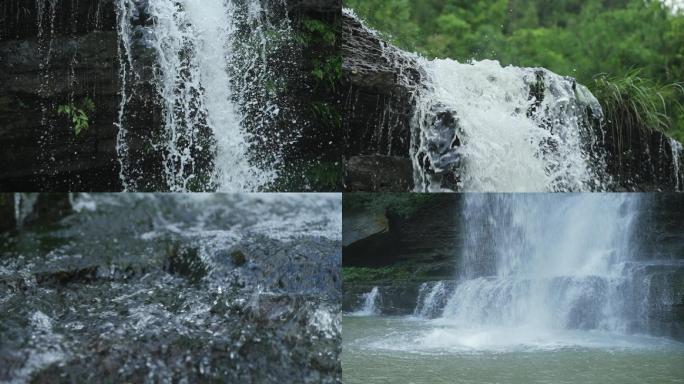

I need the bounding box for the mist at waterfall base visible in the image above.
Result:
[0,194,341,383]
[343,194,684,384]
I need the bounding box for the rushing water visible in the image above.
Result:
[344,194,684,383]
[116,0,292,192]
[411,60,610,192]
[350,286,380,316]
[0,193,341,383]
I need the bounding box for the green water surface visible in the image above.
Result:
[343,316,684,384]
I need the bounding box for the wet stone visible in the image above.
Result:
[0,194,342,383]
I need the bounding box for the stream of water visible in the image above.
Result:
[116,0,291,192]
[411,60,610,192]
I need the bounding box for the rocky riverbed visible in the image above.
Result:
[0,193,342,383]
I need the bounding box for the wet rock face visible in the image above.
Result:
[0,194,16,231]
[601,126,683,192]
[0,1,342,192]
[343,194,461,268]
[342,12,423,169]
[0,194,342,383]
[0,10,123,190]
[344,155,413,192]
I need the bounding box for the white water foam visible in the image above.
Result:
[351,287,380,316]
[412,59,609,192]
[116,0,288,191]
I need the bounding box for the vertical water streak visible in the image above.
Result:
[115,0,290,192]
[353,286,380,316]
[14,193,38,229]
[114,0,134,191]
[441,194,665,335]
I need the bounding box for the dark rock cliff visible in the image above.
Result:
[342,12,421,191]
[0,0,123,191]
[0,0,342,191]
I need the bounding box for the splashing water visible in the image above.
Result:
[116,0,290,192]
[351,287,380,316]
[13,193,39,230]
[411,60,610,192]
[433,194,680,342]
[414,281,450,319]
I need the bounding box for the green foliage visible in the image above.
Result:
[345,0,684,140]
[311,55,342,90]
[343,266,412,283]
[57,97,95,137]
[592,70,684,136]
[311,101,341,130]
[297,18,341,90]
[300,19,337,46]
[269,160,343,191]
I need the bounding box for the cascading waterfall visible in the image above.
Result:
[116,0,291,192]
[411,59,610,192]
[352,286,380,316]
[426,194,675,337]
[414,281,449,318]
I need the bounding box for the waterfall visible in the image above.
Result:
[352,287,380,316]
[116,0,291,192]
[13,193,38,229]
[414,281,450,318]
[434,194,676,336]
[411,59,610,192]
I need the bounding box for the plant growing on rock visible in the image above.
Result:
[57,97,96,136]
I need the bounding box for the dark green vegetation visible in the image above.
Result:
[57,97,95,137]
[343,193,443,219]
[345,0,684,141]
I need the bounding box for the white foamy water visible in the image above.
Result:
[351,287,380,316]
[116,0,287,192]
[442,194,653,334]
[399,194,684,353]
[359,318,681,354]
[412,59,609,192]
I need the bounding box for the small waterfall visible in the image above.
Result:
[13,193,38,229]
[435,194,677,336]
[414,281,449,318]
[116,0,292,192]
[411,59,610,192]
[352,287,380,316]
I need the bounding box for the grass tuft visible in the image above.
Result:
[592,69,684,136]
